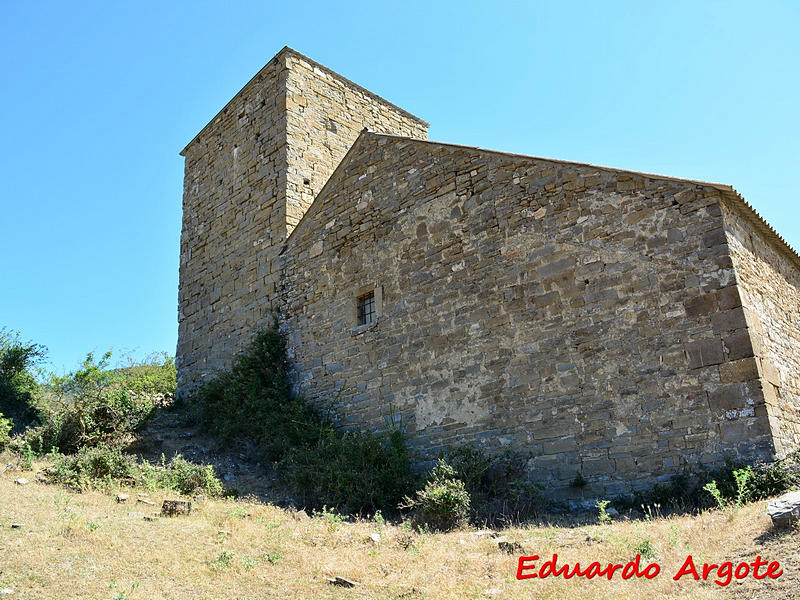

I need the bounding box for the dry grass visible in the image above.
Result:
[1,458,797,600]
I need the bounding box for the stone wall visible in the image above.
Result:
[177,48,427,392]
[178,56,285,392]
[722,199,800,457]
[283,52,428,233]
[281,132,776,497]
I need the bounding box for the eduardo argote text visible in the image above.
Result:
[516,553,783,587]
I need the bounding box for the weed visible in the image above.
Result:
[19,441,35,470]
[632,538,656,560]
[372,509,386,537]
[109,580,139,600]
[0,413,12,450]
[241,556,259,571]
[443,443,541,524]
[641,503,662,522]
[227,507,248,519]
[313,505,344,531]
[704,465,754,516]
[210,550,235,571]
[733,466,753,506]
[703,480,726,510]
[667,524,680,548]
[596,499,612,525]
[264,551,283,564]
[401,460,470,532]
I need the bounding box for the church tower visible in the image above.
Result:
[177,47,428,393]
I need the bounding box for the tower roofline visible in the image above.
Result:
[179,46,429,156]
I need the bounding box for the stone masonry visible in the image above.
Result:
[178,47,800,497]
[178,47,427,389]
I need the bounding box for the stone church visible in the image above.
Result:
[177,47,800,496]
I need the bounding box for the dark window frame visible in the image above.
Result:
[357,292,376,326]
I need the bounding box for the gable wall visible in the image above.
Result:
[281,135,775,497]
[722,200,800,456]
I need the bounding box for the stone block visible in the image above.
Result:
[684,293,717,317]
[711,307,748,334]
[581,457,615,476]
[702,228,727,248]
[686,339,725,369]
[708,384,745,411]
[724,331,755,360]
[719,357,759,383]
[767,490,800,529]
[715,285,742,310]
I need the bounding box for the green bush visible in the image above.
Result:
[52,444,139,490]
[749,451,800,499]
[194,321,418,515]
[116,353,177,396]
[401,459,471,531]
[444,443,542,522]
[0,412,12,450]
[0,328,46,432]
[142,454,224,496]
[194,325,323,462]
[51,445,224,496]
[281,428,415,514]
[30,352,159,454]
[616,452,800,513]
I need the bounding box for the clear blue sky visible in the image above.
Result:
[2,1,798,374]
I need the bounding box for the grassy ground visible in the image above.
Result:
[1,458,797,600]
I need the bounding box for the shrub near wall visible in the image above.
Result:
[193,323,416,515]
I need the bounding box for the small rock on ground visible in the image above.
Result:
[327,576,356,588]
[767,490,800,529]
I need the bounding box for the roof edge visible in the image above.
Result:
[282,47,429,129]
[282,129,375,250]
[369,132,800,267]
[291,131,800,269]
[180,47,428,157]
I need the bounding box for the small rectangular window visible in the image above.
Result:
[357,292,376,326]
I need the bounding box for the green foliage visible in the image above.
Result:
[0,328,46,432]
[52,444,139,490]
[704,466,754,514]
[30,352,159,454]
[633,538,656,560]
[210,550,235,571]
[443,443,542,522]
[312,505,345,531]
[401,459,471,531]
[0,412,13,450]
[702,480,726,510]
[194,325,321,462]
[617,453,800,513]
[281,427,415,515]
[50,445,224,496]
[141,454,224,496]
[115,353,177,396]
[596,499,612,525]
[749,450,800,498]
[195,322,417,515]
